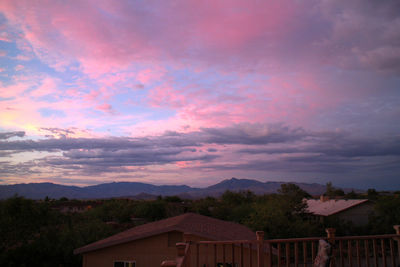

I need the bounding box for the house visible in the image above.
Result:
[74,213,258,267]
[51,200,100,213]
[306,196,374,226]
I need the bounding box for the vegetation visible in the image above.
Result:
[0,183,399,266]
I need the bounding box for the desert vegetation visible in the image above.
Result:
[1,184,399,266]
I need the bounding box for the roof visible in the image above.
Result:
[306,199,370,217]
[74,213,255,254]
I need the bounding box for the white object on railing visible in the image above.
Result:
[313,239,331,267]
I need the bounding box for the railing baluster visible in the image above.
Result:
[223,244,226,266]
[268,242,273,267]
[348,240,353,267]
[232,243,235,267]
[205,244,208,267]
[250,243,253,267]
[196,243,199,267]
[214,244,217,267]
[390,238,395,267]
[257,232,264,267]
[285,242,290,267]
[278,243,282,267]
[311,241,315,264]
[365,239,370,267]
[356,240,361,267]
[240,243,244,267]
[373,239,378,267]
[339,240,344,267]
[294,242,299,267]
[381,239,387,267]
[303,241,307,267]
[330,239,337,267]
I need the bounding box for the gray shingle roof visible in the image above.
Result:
[306,199,369,216]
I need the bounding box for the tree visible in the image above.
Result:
[245,194,322,239]
[368,195,400,234]
[325,182,345,197]
[134,200,166,221]
[278,183,310,198]
[278,183,310,214]
[345,190,360,199]
[367,189,379,200]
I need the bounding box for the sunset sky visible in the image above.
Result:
[0,0,399,189]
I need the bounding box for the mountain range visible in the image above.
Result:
[0,178,352,200]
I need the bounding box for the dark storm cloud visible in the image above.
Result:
[1,124,399,179]
[238,135,400,158]
[0,151,13,157]
[0,137,149,152]
[40,127,77,138]
[37,151,218,176]
[187,154,400,177]
[0,123,306,153]
[200,124,306,145]
[0,161,41,176]
[0,131,25,140]
[56,148,217,167]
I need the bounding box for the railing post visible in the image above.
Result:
[184,233,193,243]
[177,243,187,257]
[326,228,336,267]
[257,231,265,267]
[179,242,190,267]
[326,228,336,239]
[393,225,400,263]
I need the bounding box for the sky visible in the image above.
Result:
[0,0,399,190]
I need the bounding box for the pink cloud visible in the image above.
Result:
[0,0,397,139]
[359,46,400,73]
[1,0,398,78]
[15,54,31,61]
[14,64,24,71]
[0,80,31,98]
[0,0,306,76]
[0,31,12,42]
[148,83,186,109]
[30,77,58,97]
[0,93,107,137]
[96,103,114,114]
[84,90,100,101]
[136,67,166,85]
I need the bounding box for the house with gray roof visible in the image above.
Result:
[306,196,374,226]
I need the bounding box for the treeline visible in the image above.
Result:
[0,183,399,266]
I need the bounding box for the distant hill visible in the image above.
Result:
[191,178,330,197]
[0,178,356,200]
[0,181,195,200]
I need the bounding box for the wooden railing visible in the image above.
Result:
[162,226,400,267]
[266,232,400,266]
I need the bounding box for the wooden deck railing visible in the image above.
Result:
[162,226,400,267]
